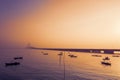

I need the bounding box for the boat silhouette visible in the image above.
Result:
[101,56,111,65]
[58,52,63,56]
[68,54,77,58]
[14,57,23,60]
[101,61,111,65]
[5,62,20,66]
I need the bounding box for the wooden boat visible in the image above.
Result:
[5,62,20,66]
[14,57,23,60]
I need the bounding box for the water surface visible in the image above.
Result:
[0,49,120,80]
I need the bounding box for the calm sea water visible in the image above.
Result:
[0,49,120,80]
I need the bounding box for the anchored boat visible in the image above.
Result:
[5,62,20,66]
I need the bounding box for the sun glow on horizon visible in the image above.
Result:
[1,0,120,48]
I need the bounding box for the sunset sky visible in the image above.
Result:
[1,0,120,48]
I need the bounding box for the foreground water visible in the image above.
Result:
[0,49,120,80]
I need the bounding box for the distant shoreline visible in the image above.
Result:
[26,47,120,54]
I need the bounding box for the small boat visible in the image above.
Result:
[70,55,77,58]
[58,52,63,56]
[101,61,111,65]
[112,55,120,57]
[69,55,77,58]
[92,55,102,57]
[68,54,72,56]
[101,56,111,66]
[43,53,48,55]
[5,62,20,66]
[14,57,23,60]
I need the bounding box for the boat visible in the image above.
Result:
[101,61,111,65]
[112,55,120,57]
[58,52,63,56]
[14,57,23,60]
[68,54,72,56]
[70,55,77,58]
[43,53,48,55]
[68,54,77,58]
[5,62,20,66]
[101,56,111,65]
[92,55,102,57]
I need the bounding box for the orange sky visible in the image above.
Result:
[1,0,120,48]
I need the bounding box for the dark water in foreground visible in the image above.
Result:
[0,49,120,80]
